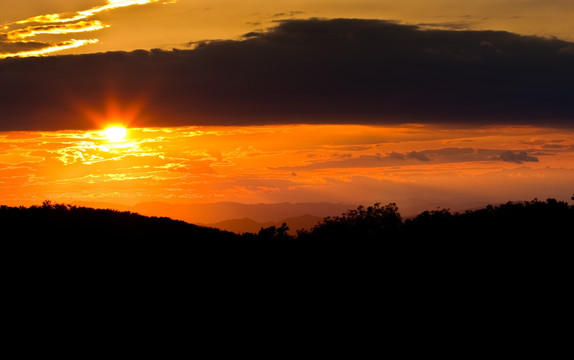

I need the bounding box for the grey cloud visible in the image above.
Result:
[279,147,498,171]
[389,152,406,160]
[407,151,431,162]
[278,146,553,171]
[498,151,539,163]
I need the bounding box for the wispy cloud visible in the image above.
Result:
[11,1,163,26]
[0,0,172,59]
[6,21,109,41]
[0,39,99,59]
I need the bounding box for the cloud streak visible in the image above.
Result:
[11,1,163,26]
[0,18,573,130]
[276,148,543,171]
[0,39,99,59]
[6,21,108,41]
[498,151,539,164]
[0,0,168,59]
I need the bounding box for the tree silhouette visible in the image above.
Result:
[298,202,402,240]
[257,223,293,240]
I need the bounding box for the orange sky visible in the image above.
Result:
[1,124,573,217]
[1,1,573,220]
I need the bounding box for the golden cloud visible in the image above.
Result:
[0,0,170,59]
[6,21,108,40]
[0,39,99,59]
[13,1,163,26]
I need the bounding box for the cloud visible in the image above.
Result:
[275,146,550,171]
[558,45,574,55]
[1,18,574,130]
[277,147,501,171]
[0,0,166,59]
[498,151,539,164]
[0,34,47,53]
[407,152,431,162]
[11,1,163,26]
[5,21,108,41]
[272,11,306,19]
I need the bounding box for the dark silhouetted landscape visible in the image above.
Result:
[2,197,572,242]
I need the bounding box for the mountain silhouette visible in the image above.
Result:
[207,214,324,235]
[75,201,354,224]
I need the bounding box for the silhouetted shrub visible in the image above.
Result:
[257,223,293,241]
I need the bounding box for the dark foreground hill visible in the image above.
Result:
[2,197,572,287]
[4,199,570,338]
[0,201,240,241]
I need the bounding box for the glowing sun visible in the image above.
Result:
[104,126,128,141]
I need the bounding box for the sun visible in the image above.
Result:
[104,126,128,141]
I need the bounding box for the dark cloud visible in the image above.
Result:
[498,151,539,164]
[1,18,574,130]
[558,45,574,55]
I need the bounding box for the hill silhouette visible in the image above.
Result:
[1,197,572,241]
[0,200,240,241]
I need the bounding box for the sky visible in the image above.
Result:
[2,0,574,57]
[0,0,573,220]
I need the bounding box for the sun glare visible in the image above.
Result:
[104,126,128,141]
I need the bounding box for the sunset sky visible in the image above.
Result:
[1,0,573,222]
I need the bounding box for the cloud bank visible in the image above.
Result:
[1,18,573,130]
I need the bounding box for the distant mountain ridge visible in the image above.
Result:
[72,200,496,236]
[75,201,355,224]
[205,214,324,235]
[74,199,498,225]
